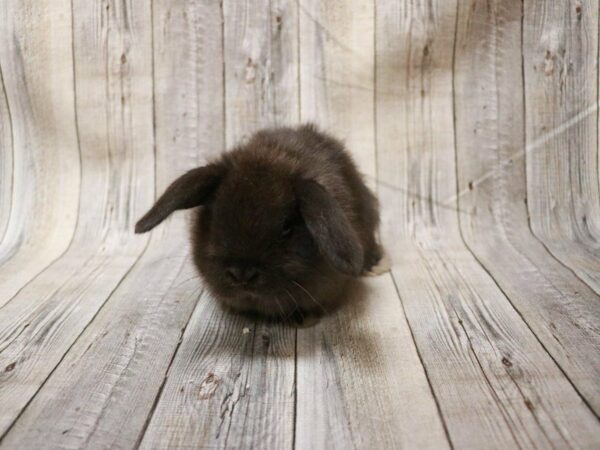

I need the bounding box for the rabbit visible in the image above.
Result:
[135,124,383,324]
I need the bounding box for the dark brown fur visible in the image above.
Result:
[135,124,381,321]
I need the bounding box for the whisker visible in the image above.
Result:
[273,296,288,321]
[146,254,190,267]
[172,274,202,290]
[289,279,327,314]
[284,288,300,310]
[283,288,303,321]
[187,284,204,300]
[271,273,302,320]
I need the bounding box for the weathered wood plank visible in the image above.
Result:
[296,2,449,448]
[0,0,224,447]
[376,0,600,448]
[0,1,598,448]
[139,292,295,450]
[140,0,298,448]
[2,234,200,448]
[299,0,376,181]
[0,227,200,449]
[393,245,600,448]
[224,0,299,140]
[296,275,450,449]
[0,0,153,440]
[0,0,80,304]
[0,63,13,247]
[454,0,600,416]
[151,0,225,168]
[523,0,600,293]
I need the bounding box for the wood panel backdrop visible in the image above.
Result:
[0,0,599,448]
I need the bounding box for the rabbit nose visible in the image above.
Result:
[226,266,259,284]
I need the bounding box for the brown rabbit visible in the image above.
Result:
[135,124,382,323]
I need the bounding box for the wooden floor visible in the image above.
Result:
[1,1,599,448]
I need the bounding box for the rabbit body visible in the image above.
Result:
[136,125,381,320]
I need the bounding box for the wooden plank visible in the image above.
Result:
[140,0,298,447]
[0,0,80,304]
[0,226,198,449]
[0,63,13,246]
[296,2,449,448]
[454,0,600,416]
[224,0,299,140]
[376,0,600,448]
[139,291,295,449]
[523,0,600,293]
[0,0,154,440]
[299,0,376,182]
[0,0,224,447]
[150,0,225,168]
[296,275,450,449]
[393,245,600,448]
[1,1,598,448]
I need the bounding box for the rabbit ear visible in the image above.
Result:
[295,179,363,276]
[135,163,226,233]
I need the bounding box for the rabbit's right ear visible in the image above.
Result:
[295,179,363,276]
[135,163,226,233]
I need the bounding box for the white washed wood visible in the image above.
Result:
[149,0,225,167]
[0,64,12,248]
[454,0,600,416]
[298,0,376,183]
[224,0,299,140]
[0,222,199,449]
[0,0,153,439]
[140,292,295,450]
[523,0,600,293]
[141,0,297,448]
[297,1,449,448]
[376,0,600,448]
[0,0,80,304]
[0,0,224,447]
[0,1,598,448]
[392,245,600,448]
[297,275,450,450]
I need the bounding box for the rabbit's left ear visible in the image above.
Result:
[135,163,226,233]
[295,179,363,275]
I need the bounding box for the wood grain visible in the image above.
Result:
[0,0,153,439]
[224,0,299,139]
[376,0,600,448]
[454,0,600,416]
[140,293,295,450]
[0,0,222,447]
[0,62,13,248]
[0,1,599,448]
[297,2,449,448]
[151,0,225,168]
[523,0,600,293]
[296,275,450,450]
[0,232,197,449]
[0,0,80,304]
[299,0,376,181]
[140,0,298,448]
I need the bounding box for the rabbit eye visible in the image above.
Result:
[282,218,294,238]
[282,224,293,237]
